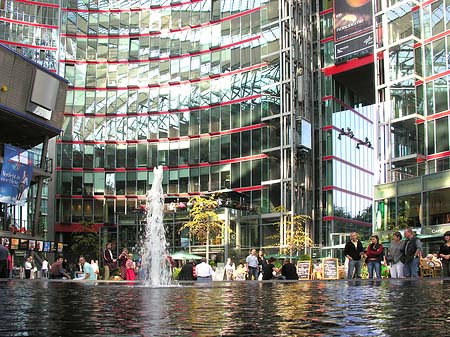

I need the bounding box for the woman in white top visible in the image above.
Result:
[41,258,49,278]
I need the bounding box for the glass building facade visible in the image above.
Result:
[374,0,450,252]
[0,0,59,70]
[11,0,450,259]
[316,0,375,254]
[52,0,314,259]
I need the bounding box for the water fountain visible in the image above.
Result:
[140,166,172,286]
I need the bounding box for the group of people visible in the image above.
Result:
[177,257,213,281]
[103,242,138,281]
[178,248,300,282]
[245,248,299,280]
[344,228,450,279]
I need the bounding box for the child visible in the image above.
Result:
[234,263,247,281]
[125,254,136,281]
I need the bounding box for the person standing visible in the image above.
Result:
[280,258,298,280]
[387,231,405,278]
[366,235,384,279]
[118,248,128,280]
[195,257,214,282]
[403,228,422,278]
[438,231,450,277]
[0,242,8,278]
[257,250,267,279]
[344,232,365,279]
[246,249,259,280]
[103,242,117,280]
[7,252,13,278]
[24,257,32,279]
[41,258,49,279]
[125,254,136,281]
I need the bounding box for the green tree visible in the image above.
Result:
[270,206,313,257]
[69,221,99,262]
[180,196,226,262]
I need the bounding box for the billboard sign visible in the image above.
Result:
[334,0,374,61]
[0,145,34,205]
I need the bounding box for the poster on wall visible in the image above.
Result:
[0,144,34,205]
[10,238,19,250]
[36,240,43,252]
[1,237,10,249]
[57,242,64,253]
[333,0,374,62]
[28,240,36,251]
[43,241,51,252]
[19,239,29,250]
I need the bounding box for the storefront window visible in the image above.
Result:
[427,188,450,225]
[398,193,421,227]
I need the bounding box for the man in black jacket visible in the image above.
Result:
[404,228,422,277]
[178,261,196,281]
[344,232,365,279]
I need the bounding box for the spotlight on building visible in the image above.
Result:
[356,137,372,149]
[338,127,354,140]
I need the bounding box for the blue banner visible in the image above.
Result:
[0,145,34,205]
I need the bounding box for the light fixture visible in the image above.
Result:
[337,127,354,140]
[356,137,372,149]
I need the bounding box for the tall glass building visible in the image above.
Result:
[374,0,450,253]
[53,0,315,260]
[8,0,449,260]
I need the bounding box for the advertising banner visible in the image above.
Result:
[334,0,374,61]
[0,145,34,205]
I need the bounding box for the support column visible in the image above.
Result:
[224,207,230,261]
[33,136,49,236]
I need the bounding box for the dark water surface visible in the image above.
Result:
[1,278,449,337]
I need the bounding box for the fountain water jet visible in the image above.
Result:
[140,166,172,286]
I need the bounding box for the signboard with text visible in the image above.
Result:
[297,260,312,280]
[322,258,339,280]
[334,0,374,62]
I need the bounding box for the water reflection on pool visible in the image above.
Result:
[1,279,449,336]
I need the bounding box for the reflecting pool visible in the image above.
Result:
[1,279,449,336]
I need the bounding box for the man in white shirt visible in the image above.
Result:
[246,248,259,280]
[195,258,214,282]
[76,256,96,280]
